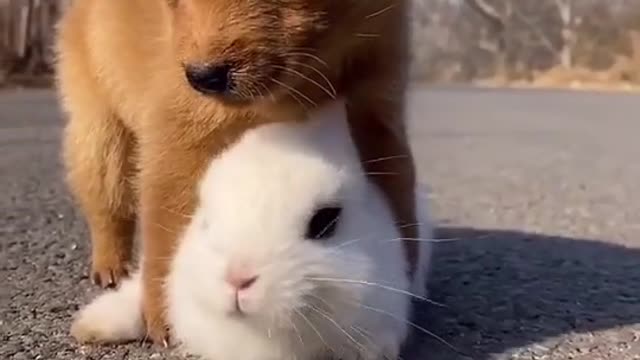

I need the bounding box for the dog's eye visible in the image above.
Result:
[306,206,342,240]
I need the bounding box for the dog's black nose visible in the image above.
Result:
[184,63,232,95]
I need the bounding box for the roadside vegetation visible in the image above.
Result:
[3,0,640,91]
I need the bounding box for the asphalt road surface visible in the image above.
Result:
[1,87,639,360]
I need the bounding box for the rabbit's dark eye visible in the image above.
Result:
[306,206,342,240]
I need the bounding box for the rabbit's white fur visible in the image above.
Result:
[70,100,432,360]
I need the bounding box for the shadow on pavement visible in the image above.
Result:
[401,227,640,360]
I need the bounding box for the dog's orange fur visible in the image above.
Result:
[55,0,416,344]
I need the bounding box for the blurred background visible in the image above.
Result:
[3,0,640,91]
[0,0,68,87]
[2,2,640,360]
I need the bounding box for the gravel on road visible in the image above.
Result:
[1,87,639,360]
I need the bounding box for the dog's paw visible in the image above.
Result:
[91,252,130,289]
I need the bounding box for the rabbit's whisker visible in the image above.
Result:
[305,277,445,307]
[306,304,366,354]
[317,216,341,239]
[330,231,458,252]
[330,237,365,250]
[348,301,469,358]
[294,309,333,353]
[310,293,407,360]
[306,293,334,312]
[350,324,374,347]
[287,316,305,348]
[329,221,431,250]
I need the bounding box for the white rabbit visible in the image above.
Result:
[70,100,433,360]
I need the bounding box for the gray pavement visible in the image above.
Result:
[1,87,639,359]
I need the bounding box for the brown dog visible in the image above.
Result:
[55,0,417,344]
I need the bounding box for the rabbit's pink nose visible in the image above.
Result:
[225,270,258,291]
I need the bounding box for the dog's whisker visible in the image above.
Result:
[270,78,309,110]
[151,222,178,235]
[355,33,381,38]
[288,60,337,97]
[239,84,256,102]
[233,73,261,100]
[286,51,328,68]
[250,78,276,102]
[287,46,320,52]
[236,89,250,102]
[239,82,257,102]
[271,78,316,108]
[147,255,174,262]
[397,222,424,229]
[365,4,397,19]
[246,79,265,99]
[272,79,305,108]
[273,65,336,100]
[363,154,409,164]
[277,82,308,110]
[365,171,400,176]
[160,206,193,219]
